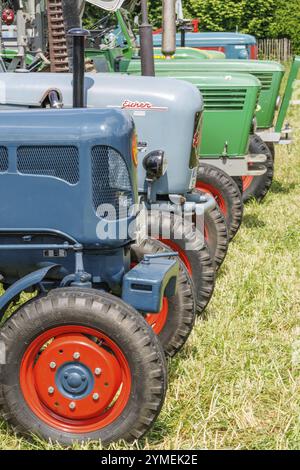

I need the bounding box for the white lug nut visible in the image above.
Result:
[73,352,80,360]
[49,362,56,370]
[48,387,55,395]
[69,402,76,410]
[93,393,100,401]
[95,368,102,376]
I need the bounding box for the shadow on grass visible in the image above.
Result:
[270,180,297,195]
[242,214,266,229]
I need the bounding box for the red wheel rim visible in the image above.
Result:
[196,181,227,216]
[159,238,192,275]
[20,326,131,434]
[242,175,254,191]
[145,297,169,335]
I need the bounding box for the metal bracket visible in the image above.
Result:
[142,252,179,264]
[247,153,267,164]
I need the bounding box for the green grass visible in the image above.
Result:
[1,95,300,452]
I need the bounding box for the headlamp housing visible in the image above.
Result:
[143,150,167,181]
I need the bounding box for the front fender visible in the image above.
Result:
[0,264,59,318]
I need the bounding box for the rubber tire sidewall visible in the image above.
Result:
[197,163,244,241]
[131,238,196,357]
[204,206,229,270]
[146,210,215,314]
[0,289,167,446]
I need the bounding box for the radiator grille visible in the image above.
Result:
[252,72,273,91]
[91,146,133,220]
[17,146,79,184]
[0,147,8,173]
[201,88,247,110]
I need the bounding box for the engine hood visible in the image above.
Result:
[0,72,203,196]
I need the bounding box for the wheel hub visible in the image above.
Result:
[34,334,122,420]
[56,363,93,399]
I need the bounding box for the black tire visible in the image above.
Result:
[146,211,215,314]
[204,204,229,270]
[232,176,244,197]
[131,239,196,357]
[196,163,244,241]
[242,134,274,203]
[266,141,275,160]
[0,289,167,446]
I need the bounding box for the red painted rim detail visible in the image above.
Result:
[159,238,192,275]
[20,325,131,434]
[204,224,208,241]
[146,297,169,335]
[242,175,254,191]
[196,181,227,216]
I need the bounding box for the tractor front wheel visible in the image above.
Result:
[146,211,215,315]
[240,134,274,203]
[196,163,244,241]
[0,289,167,446]
[266,141,275,160]
[131,238,196,357]
[203,198,229,270]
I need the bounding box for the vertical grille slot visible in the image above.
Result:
[201,88,247,110]
[17,146,79,184]
[91,146,133,220]
[0,147,8,173]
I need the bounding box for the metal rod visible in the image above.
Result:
[16,4,26,68]
[0,244,74,251]
[67,28,90,108]
[139,0,155,76]
[0,228,79,244]
[162,0,176,58]
[181,28,185,47]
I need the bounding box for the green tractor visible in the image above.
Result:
[80,4,264,237]
[147,57,300,202]
[92,2,300,205]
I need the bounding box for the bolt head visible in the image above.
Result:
[48,387,55,395]
[73,352,80,360]
[94,368,102,376]
[93,393,100,401]
[49,362,56,370]
[69,402,76,410]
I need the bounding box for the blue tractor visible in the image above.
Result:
[0,26,198,446]
[0,0,231,317]
[152,31,258,60]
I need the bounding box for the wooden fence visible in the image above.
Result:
[257,38,292,62]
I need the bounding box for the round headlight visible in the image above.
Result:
[143,150,166,181]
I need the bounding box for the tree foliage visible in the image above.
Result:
[184,0,277,37]
[270,0,300,54]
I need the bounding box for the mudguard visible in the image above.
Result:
[0,264,59,318]
[122,254,179,313]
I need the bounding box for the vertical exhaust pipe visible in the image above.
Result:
[162,0,176,58]
[67,28,90,108]
[139,0,155,76]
